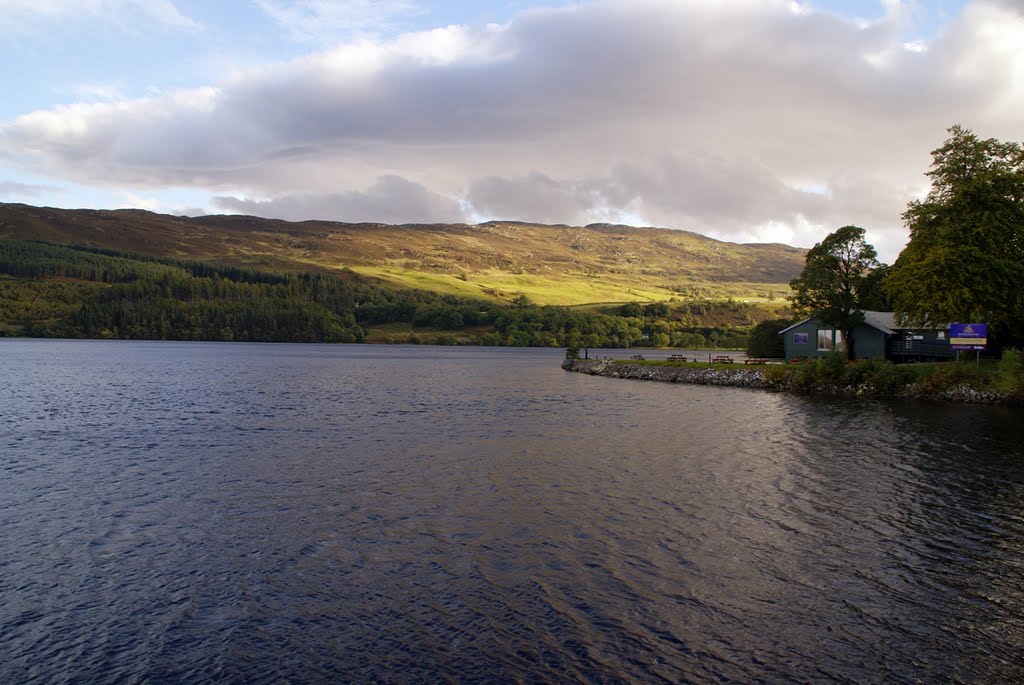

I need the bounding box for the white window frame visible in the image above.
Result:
[817,328,846,352]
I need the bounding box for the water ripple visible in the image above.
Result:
[1,341,1023,683]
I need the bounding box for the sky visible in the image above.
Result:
[1,0,1021,262]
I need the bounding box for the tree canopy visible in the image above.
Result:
[885,125,1024,333]
[746,318,791,358]
[789,225,881,359]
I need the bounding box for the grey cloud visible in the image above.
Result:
[6,0,979,174]
[465,158,831,233]
[0,0,1021,261]
[466,173,596,225]
[0,179,56,199]
[985,0,1024,14]
[171,206,209,217]
[599,156,830,232]
[212,175,464,224]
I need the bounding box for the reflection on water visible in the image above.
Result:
[1,340,1023,683]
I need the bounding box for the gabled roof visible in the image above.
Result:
[861,311,949,332]
[862,310,897,334]
[778,318,811,335]
[778,311,947,336]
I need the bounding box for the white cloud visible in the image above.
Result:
[0,0,1022,262]
[69,83,129,102]
[122,192,162,211]
[0,0,200,30]
[255,0,424,43]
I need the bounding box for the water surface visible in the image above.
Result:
[2,341,1023,683]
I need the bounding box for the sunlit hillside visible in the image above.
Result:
[0,203,804,306]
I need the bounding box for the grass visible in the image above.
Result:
[351,264,790,307]
[609,353,1024,401]
[350,266,489,300]
[0,203,805,308]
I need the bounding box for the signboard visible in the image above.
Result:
[949,323,987,351]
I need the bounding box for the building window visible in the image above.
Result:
[817,329,846,352]
[793,332,809,345]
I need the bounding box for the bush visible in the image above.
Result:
[863,361,914,396]
[746,319,791,358]
[791,353,847,391]
[915,361,987,394]
[844,358,879,388]
[792,358,824,391]
[996,348,1024,395]
[821,351,847,383]
[762,365,792,386]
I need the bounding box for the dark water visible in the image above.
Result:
[2,341,1023,684]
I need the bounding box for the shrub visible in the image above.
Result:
[863,361,914,396]
[915,361,987,394]
[996,348,1024,395]
[762,365,792,386]
[821,351,847,383]
[845,358,879,388]
[792,358,824,390]
[791,353,847,391]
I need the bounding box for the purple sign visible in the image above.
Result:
[950,323,987,351]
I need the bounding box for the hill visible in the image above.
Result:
[0,203,804,306]
[0,239,777,348]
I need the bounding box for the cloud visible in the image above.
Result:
[170,206,210,218]
[0,0,1021,261]
[0,0,200,30]
[212,175,464,224]
[255,0,424,43]
[466,173,596,225]
[0,180,59,199]
[69,83,129,103]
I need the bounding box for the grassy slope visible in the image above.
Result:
[0,203,805,307]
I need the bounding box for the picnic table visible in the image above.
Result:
[711,355,734,364]
[744,357,770,365]
[666,354,689,362]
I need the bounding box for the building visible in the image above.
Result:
[779,311,951,362]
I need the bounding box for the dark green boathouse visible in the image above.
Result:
[780,310,952,362]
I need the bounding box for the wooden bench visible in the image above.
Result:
[666,354,689,362]
[711,355,734,364]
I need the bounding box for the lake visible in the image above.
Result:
[2,340,1023,683]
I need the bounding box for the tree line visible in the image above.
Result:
[0,240,756,348]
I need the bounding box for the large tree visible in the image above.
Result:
[885,125,1024,332]
[789,225,881,360]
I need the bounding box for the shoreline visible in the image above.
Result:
[561,358,1015,405]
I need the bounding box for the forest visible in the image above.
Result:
[0,240,763,348]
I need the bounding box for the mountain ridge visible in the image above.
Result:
[0,202,806,305]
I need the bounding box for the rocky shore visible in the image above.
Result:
[562,358,775,389]
[561,358,1013,405]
